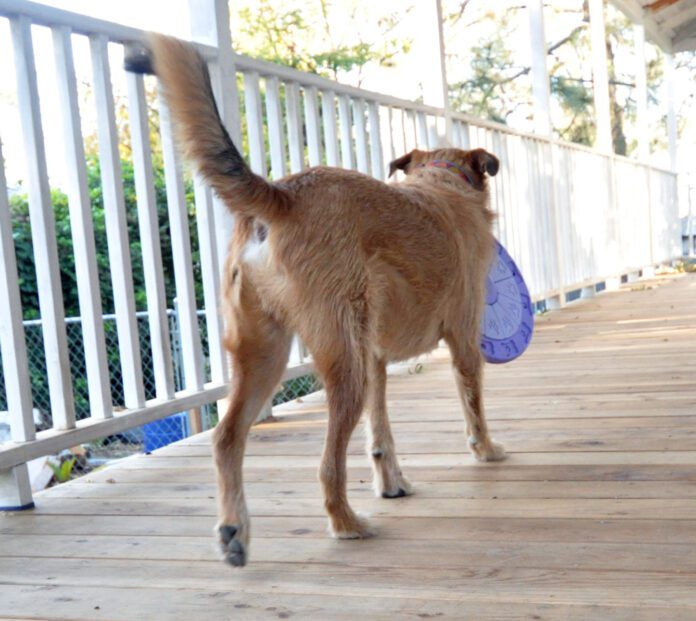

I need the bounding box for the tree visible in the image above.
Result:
[444,0,665,155]
[10,156,202,320]
[232,0,412,86]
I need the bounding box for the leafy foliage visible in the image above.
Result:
[48,457,76,483]
[10,156,202,320]
[234,0,411,84]
[444,1,668,154]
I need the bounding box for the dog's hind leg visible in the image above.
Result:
[213,317,292,567]
[365,356,412,498]
[314,341,375,539]
[445,332,506,462]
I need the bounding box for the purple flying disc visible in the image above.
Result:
[480,240,534,364]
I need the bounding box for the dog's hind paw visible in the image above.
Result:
[329,513,376,540]
[217,524,247,567]
[380,474,414,499]
[469,437,507,462]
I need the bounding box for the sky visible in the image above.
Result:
[0,0,691,212]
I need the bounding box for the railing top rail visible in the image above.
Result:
[230,52,444,116]
[0,0,217,58]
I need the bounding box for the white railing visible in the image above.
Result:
[0,0,680,508]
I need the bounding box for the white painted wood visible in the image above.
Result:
[0,0,171,48]
[0,139,35,443]
[0,464,33,510]
[125,72,175,401]
[303,86,322,167]
[664,53,678,173]
[265,76,287,180]
[192,178,227,384]
[390,107,406,159]
[399,108,409,154]
[416,111,430,149]
[12,17,76,431]
[380,106,395,173]
[243,72,267,176]
[321,90,339,166]
[352,99,369,174]
[404,110,417,151]
[91,35,145,409]
[288,336,304,366]
[435,0,452,143]
[0,384,230,471]
[528,0,552,136]
[52,26,112,421]
[337,94,355,169]
[188,0,239,274]
[367,102,384,180]
[158,93,205,393]
[283,361,314,382]
[285,81,304,173]
[588,0,612,153]
[634,23,649,161]
[580,285,596,299]
[428,115,440,149]
[187,0,241,145]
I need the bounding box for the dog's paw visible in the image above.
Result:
[329,513,376,540]
[216,524,247,567]
[379,473,414,499]
[469,436,506,462]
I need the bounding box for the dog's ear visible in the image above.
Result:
[388,150,423,177]
[467,148,499,177]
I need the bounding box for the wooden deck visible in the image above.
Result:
[2,273,695,620]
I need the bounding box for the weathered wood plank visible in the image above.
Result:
[2,558,695,607]
[4,514,695,545]
[1,585,692,621]
[2,272,695,619]
[24,495,696,520]
[4,535,696,575]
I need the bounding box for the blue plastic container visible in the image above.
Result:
[143,412,190,452]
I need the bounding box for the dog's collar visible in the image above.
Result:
[421,160,473,186]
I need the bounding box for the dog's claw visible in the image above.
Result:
[218,524,246,567]
[224,538,246,567]
[219,524,238,541]
[382,487,408,499]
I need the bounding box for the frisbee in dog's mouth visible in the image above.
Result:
[480,240,534,364]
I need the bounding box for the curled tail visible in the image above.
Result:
[147,34,290,221]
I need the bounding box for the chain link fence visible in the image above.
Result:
[0,306,319,485]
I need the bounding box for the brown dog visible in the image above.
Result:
[146,35,505,566]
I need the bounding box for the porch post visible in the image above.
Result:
[187,0,239,416]
[435,0,453,143]
[187,0,240,261]
[0,465,33,511]
[528,0,552,136]
[664,52,678,173]
[1,137,36,510]
[634,22,649,161]
[412,0,451,144]
[588,0,613,153]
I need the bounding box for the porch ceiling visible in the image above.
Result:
[613,0,696,52]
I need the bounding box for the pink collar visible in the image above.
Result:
[422,160,473,186]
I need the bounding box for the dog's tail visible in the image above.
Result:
[148,34,290,222]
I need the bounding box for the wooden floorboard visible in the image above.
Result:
[1,273,695,620]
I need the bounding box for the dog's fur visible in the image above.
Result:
[146,34,505,567]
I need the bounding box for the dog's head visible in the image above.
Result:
[388,148,499,191]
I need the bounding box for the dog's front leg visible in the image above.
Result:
[445,334,506,462]
[365,356,412,498]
